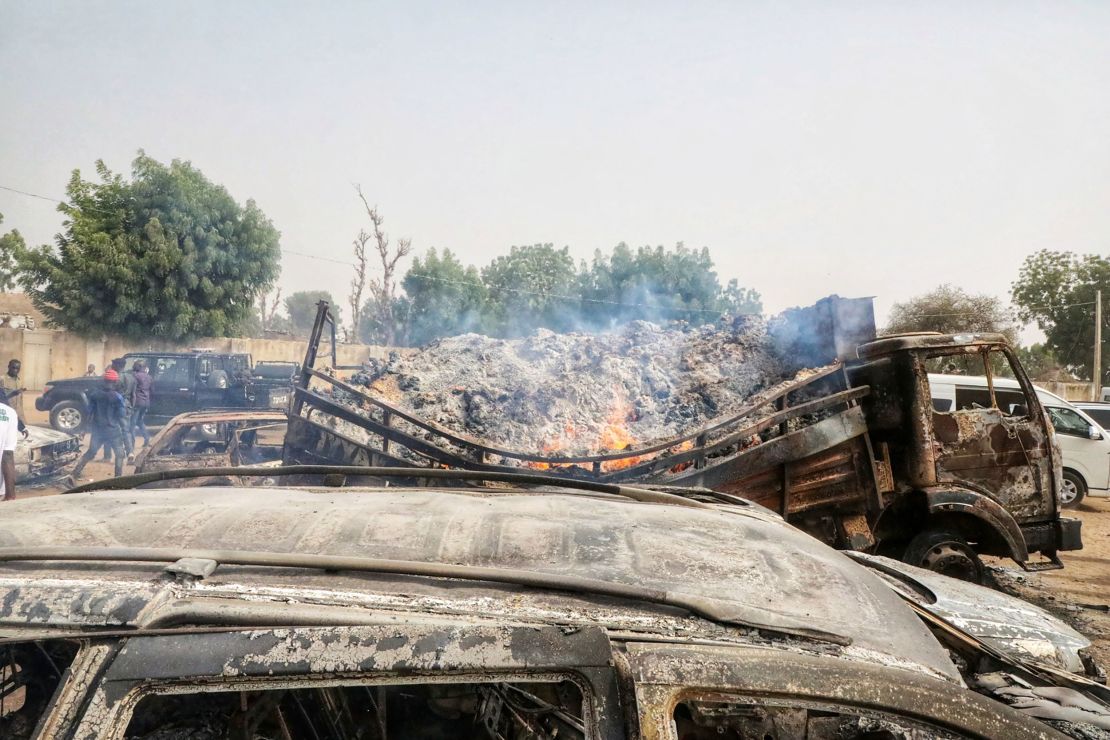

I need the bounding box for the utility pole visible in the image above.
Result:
[1094,289,1103,401]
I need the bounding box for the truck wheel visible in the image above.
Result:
[1060,471,1087,509]
[49,401,86,433]
[903,529,984,583]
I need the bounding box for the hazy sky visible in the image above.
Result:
[2,1,1108,330]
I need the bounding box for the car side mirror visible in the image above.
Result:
[1089,425,1104,441]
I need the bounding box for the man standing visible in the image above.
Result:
[131,360,152,449]
[84,364,97,377]
[2,359,25,420]
[110,358,136,460]
[0,397,19,501]
[71,370,127,479]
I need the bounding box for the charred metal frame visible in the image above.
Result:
[285,301,1081,567]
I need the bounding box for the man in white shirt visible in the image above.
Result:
[0,401,18,500]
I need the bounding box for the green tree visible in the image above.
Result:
[718,278,762,316]
[1016,344,1073,382]
[885,284,1018,342]
[285,290,340,337]
[1011,250,1110,384]
[16,153,281,339]
[0,213,24,292]
[578,242,760,328]
[481,244,579,336]
[399,248,488,346]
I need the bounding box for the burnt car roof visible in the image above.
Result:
[858,331,1012,358]
[0,486,959,680]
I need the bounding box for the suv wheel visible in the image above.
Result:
[50,401,86,433]
[903,529,984,583]
[1060,471,1087,509]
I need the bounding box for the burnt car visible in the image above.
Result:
[132,409,286,485]
[15,424,80,482]
[0,468,1106,739]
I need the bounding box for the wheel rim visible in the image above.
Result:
[56,407,82,430]
[1060,478,1079,505]
[920,542,982,582]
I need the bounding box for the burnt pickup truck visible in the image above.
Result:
[284,298,1081,583]
[36,351,296,433]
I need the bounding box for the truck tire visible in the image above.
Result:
[49,400,86,433]
[1060,470,1087,509]
[903,528,985,583]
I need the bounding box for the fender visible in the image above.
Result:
[921,485,1029,562]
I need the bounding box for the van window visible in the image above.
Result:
[125,679,587,739]
[927,348,1031,418]
[954,386,1027,414]
[1047,407,1092,438]
[1082,407,1110,429]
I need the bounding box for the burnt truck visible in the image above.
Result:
[283,297,1081,581]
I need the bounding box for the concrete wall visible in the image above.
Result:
[1037,380,1098,402]
[0,328,403,390]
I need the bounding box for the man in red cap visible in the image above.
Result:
[71,369,128,478]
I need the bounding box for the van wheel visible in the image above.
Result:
[50,401,86,433]
[1060,471,1087,509]
[903,529,984,583]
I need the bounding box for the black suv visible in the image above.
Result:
[35,351,294,432]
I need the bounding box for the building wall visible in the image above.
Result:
[0,328,404,390]
[1037,380,1098,402]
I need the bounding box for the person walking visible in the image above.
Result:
[2,359,25,420]
[131,360,152,449]
[0,397,20,501]
[71,369,127,479]
[109,357,136,461]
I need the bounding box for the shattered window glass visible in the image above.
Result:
[0,641,80,740]
[125,679,587,739]
[673,698,964,739]
[1047,407,1092,437]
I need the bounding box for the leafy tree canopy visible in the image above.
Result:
[578,242,759,329]
[286,290,340,337]
[885,284,1018,343]
[16,153,281,340]
[0,213,23,292]
[481,244,579,336]
[398,248,487,345]
[372,242,762,346]
[1011,250,1109,383]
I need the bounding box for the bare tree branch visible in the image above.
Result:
[258,286,282,331]
[352,185,411,345]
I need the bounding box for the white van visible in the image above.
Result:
[929,373,1110,508]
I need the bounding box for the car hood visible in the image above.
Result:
[20,424,79,448]
[848,552,1091,674]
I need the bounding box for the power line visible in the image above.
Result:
[904,302,1097,318]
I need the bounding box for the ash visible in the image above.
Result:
[350,316,783,455]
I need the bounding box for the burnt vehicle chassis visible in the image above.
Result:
[282,300,1080,581]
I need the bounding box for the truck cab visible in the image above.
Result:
[932,377,1110,508]
[850,332,1081,580]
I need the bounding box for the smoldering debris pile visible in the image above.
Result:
[347,316,790,456]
